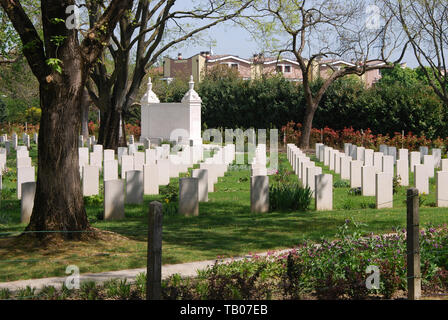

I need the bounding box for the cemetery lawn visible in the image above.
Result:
[2,148,448,282]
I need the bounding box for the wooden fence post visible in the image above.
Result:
[407,188,421,300]
[147,201,163,300]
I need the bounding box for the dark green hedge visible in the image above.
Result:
[144,69,446,140]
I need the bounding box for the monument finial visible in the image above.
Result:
[189,75,195,90]
[148,77,153,91]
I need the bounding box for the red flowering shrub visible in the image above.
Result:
[125,123,141,140]
[282,122,448,151]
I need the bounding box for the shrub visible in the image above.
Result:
[269,182,312,212]
[80,281,99,300]
[334,180,350,188]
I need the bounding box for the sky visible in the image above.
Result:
[163,1,421,68]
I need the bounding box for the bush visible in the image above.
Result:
[269,182,312,212]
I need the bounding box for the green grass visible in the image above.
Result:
[1,144,448,282]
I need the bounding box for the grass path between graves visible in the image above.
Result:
[1,146,448,282]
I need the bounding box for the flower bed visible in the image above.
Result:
[282,121,440,152]
[162,220,448,300]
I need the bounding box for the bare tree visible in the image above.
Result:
[86,0,255,150]
[241,0,407,148]
[386,0,448,106]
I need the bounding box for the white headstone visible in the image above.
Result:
[104,180,125,221]
[361,166,376,196]
[126,170,144,204]
[17,166,35,199]
[315,174,333,211]
[414,164,429,195]
[82,165,99,196]
[376,172,393,209]
[143,164,159,195]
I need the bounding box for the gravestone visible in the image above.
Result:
[103,160,118,181]
[121,155,134,179]
[307,166,322,198]
[324,147,332,166]
[436,171,448,207]
[442,159,448,172]
[250,175,269,213]
[350,160,363,188]
[340,156,352,180]
[364,149,374,167]
[128,144,137,156]
[419,146,429,162]
[432,149,442,168]
[315,174,333,211]
[316,143,324,158]
[90,152,102,169]
[17,156,32,168]
[399,149,409,165]
[146,149,157,165]
[376,172,393,209]
[144,164,159,195]
[192,169,209,202]
[349,145,357,161]
[104,149,115,162]
[126,170,144,204]
[82,165,99,196]
[297,157,310,179]
[179,178,199,216]
[335,152,342,174]
[79,148,89,167]
[144,138,151,150]
[373,152,383,173]
[410,152,421,173]
[396,159,409,186]
[21,182,36,224]
[414,164,429,195]
[104,180,125,221]
[344,143,352,156]
[118,147,128,165]
[301,162,315,187]
[134,152,145,171]
[388,147,397,164]
[156,159,170,186]
[17,166,35,199]
[16,149,29,159]
[379,144,388,155]
[423,155,435,178]
[362,166,376,196]
[382,155,394,175]
[356,147,365,163]
[93,144,103,157]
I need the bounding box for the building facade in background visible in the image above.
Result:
[163,52,387,87]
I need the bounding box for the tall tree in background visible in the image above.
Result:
[243,0,407,148]
[0,0,133,238]
[86,0,255,150]
[386,0,448,106]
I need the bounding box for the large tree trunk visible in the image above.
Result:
[299,102,318,149]
[27,67,90,238]
[98,105,123,151]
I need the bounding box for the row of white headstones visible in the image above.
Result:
[287,144,330,211]
[287,142,448,212]
[0,132,37,153]
[1,137,275,221]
